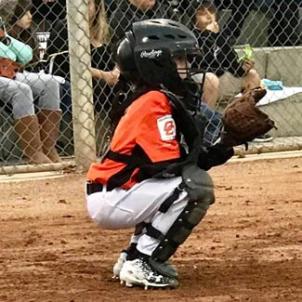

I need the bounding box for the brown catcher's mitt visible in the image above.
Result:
[221,88,276,147]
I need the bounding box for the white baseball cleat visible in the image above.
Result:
[112,251,128,279]
[119,258,179,290]
[113,251,179,280]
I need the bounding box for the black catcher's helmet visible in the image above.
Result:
[115,18,201,95]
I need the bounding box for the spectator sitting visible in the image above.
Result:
[47,0,119,113]
[177,0,252,41]
[213,0,255,44]
[191,0,261,108]
[0,0,62,163]
[9,0,42,65]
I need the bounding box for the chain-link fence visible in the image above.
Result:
[0,0,301,174]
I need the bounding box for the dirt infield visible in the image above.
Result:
[1,156,302,302]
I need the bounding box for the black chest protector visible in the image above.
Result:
[155,89,207,177]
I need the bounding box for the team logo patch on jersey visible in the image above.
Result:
[157,115,176,141]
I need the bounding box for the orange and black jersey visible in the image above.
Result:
[87,90,183,190]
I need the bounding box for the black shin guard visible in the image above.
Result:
[151,166,215,263]
[151,199,210,262]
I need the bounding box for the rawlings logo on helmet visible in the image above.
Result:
[140,49,163,59]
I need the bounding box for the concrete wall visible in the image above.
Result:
[260,94,302,137]
[266,48,302,86]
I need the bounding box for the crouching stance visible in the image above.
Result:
[85,19,223,289]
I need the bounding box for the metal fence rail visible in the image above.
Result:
[0,0,301,174]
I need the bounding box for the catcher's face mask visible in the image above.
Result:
[172,49,203,81]
[173,54,190,80]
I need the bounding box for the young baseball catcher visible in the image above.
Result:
[85,18,275,290]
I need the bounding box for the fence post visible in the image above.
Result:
[66,0,96,170]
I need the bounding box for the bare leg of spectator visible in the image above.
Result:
[38,110,62,163]
[203,72,220,108]
[14,115,52,164]
[242,69,261,93]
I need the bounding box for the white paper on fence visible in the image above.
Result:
[257,87,302,107]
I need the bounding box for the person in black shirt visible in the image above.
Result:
[191,1,261,107]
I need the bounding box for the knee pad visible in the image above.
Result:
[182,164,215,204]
[150,166,214,263]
